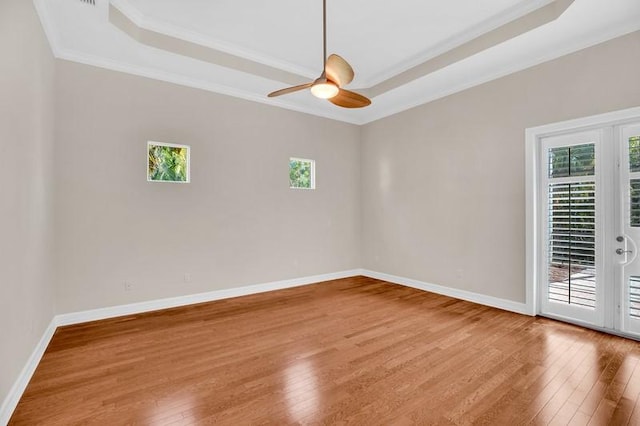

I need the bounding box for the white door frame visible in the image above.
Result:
[525,107,640,329]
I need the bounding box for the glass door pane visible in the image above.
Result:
[540,131,604,326]
[547,181,596,308]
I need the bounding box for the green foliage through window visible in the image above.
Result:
[148,143,189,182]
[289,158,314,189]
[629,135,640,173]
[548,143,595,178]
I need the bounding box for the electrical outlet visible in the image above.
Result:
[124,281,133,291]
[184,273,192,283]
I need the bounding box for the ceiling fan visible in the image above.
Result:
[267,0,371,108]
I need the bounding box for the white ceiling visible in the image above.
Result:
[35,0,640,124]
[112,0,537,86]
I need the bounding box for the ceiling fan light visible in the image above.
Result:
[310,82,339,99]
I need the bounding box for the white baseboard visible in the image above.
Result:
[0,318,57,426]
[54,268,532,327]
[56,269,363,326]
[361,269,533,316]
[1,267,532,424]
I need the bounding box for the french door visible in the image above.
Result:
[539,122,640,337]
[619,123,640,335]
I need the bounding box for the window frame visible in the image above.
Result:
[289,157,316,190]
[147,141,191,184]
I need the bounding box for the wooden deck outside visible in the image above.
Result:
[548,267,597,308]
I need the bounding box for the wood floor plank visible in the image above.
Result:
[9,276,640,425]
[609,356,640,424]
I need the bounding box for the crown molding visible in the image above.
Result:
[109,4,310,88]
[33,0,365,124]
[358,0,555,88]
[110,0,319,80]
[32,0,640,125]
[54,47,366,125]
[108,0,569,98]
[34,0,360,124]
[361,0,574,97]
[45,21,640,128]
[361,21,640,124]
[109,0,558,91]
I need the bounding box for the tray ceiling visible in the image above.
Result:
[35,0,640,124]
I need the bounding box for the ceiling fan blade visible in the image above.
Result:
[325,54,354,87]
[268,83,313,98]
[329,88,371,108]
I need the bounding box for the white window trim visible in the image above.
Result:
[525,106,640,316]
[289,157,316,190]
[147,141,191,183]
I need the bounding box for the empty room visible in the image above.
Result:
[2,0,640,424]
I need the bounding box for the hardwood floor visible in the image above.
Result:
[10,276,640,425]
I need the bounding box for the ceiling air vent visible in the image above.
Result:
[80,0,95,5]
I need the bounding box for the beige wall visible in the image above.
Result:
[0,0,56,407]
[3,4,640,410]
[54,61,361,313]
[361,31,640,303]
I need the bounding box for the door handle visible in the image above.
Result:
[616,248,633,255]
